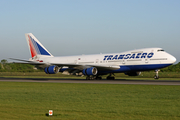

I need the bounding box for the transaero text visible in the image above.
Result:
[103,53,154,60]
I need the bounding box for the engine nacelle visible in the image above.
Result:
[82,67,98,76]
[44,65,59,74]
[125,72,141,76]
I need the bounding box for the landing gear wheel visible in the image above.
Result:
[96,76,102,80]
[86,76,96,80]
[106,73,115,80]
[154,69,160,79]
[86,76,90,80]
[106,76,115,80]
[154,75,159,79]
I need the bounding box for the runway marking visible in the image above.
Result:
[0,78,180,85]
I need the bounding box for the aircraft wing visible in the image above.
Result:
[10,58,35,63]
[10,58,120,71]
[10,58,46,65]
[53,63,120,71]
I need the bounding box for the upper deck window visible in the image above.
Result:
[157,49,165,52]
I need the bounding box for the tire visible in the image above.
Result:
[154,75,159,79]
[96,77,102,80]
[106,76,115,80]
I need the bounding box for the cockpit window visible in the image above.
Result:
[157,49,165,52]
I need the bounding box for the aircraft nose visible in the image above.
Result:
[170,55,176,63]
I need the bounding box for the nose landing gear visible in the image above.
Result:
[154,69,160,79]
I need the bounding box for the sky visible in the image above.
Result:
[0,0,180,63]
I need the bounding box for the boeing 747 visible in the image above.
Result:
[11,33,176,80]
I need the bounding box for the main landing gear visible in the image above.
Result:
[85,73,115,80]
[106,73,115,80]
[154,69,160,79]
[86,76,102,80]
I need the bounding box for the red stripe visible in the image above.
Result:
[28,35,37,58]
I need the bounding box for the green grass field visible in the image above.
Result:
[0,82,180,120]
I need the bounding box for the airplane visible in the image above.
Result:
[11,33,176,80]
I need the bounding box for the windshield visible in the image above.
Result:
[157,49,165,52]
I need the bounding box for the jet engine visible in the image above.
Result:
[125,72,141,76]
[44,65,59,74]
[82,67,98,76]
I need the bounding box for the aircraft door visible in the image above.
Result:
[145,59,149,63]
[96,59,99,64]
[74,60,78,64]
[122,60,125,64]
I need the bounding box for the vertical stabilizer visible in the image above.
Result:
[25,33,53,59]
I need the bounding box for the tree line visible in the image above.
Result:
[0,59,42,72]
[0,59,180,72]
[161,62,180,72]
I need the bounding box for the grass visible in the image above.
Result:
[0,82,180,120]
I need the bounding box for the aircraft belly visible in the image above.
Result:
[98,63,172,75]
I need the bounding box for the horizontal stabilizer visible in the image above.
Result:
[9,58,34,62]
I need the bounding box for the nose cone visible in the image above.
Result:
[170,55,176,64]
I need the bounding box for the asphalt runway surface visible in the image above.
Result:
[0,78,180,85]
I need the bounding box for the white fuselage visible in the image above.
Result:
[22,33,176,77]
[39,48,176,73]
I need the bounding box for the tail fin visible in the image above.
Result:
[25,33,53,59]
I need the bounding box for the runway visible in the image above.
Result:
[0,78,180,85]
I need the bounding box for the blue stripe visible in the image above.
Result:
[36,42,51,56]
[98,64,172,75]
[59,64,172,75]
[30,36,50,56]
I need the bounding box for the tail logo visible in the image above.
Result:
[28,35,37,58]
[28,35,51,58]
